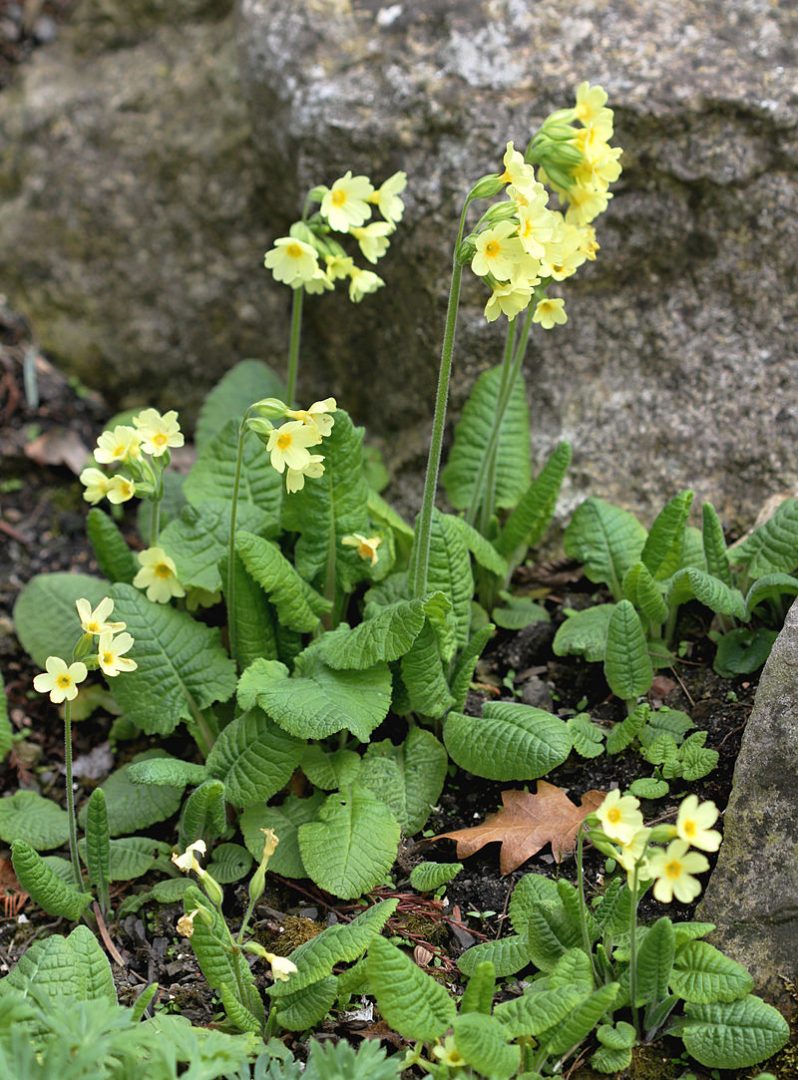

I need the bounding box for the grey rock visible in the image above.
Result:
[31,16,57,44]
[0,0,287,419]
[237,0,798,527]
[699,598,798,1011]
[519,675,554,712]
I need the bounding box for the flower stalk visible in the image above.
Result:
[63,699,83,890]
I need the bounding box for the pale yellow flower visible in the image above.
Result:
[342,533,382,566]
[133,546,186,604]
[370,170,407,225]
[574,82,611,131]
[80,468,111,505]
[647,840,709,904]
[517,204,556,260]
[97,631,137,677]
[595,789,644,846]
[348,267,384,303]
[133,409,184,457]
[578,225,600,261]
[284,398,337,438]
[325,254,355,281]
[351,221,394,264]
[301,268,334,295]
[264,236,320,285]
[106,475,136,504]
[76,596,125,636]
[266,421,321,475]
[532,297,568,330]
[33,657,88,704]
[471,220,524,281]
[676,795,722,853]
[433,1037,467,1069]
[564,184,612,227]
[94,425,141,465]
[263,952,298,983]
[484,281,534,323]
[286,454,325,494]
[172,839,207,875]
[615,826,651,881]
[321,171,374,232]
[500,141,537,189]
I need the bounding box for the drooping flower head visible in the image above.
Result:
[286,454,325,494]
[532,297,567,330]
[97,631,137,677]
[342,533,382,567]
[106,475,136,504]
[284,398,337,439]
[79,468,111,505]
[370,170,407,225]
[264,237,320,285]
[676,795,722,853]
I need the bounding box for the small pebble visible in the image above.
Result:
[32,15,57,44]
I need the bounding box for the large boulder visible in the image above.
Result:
[0,0,287,418]
[699,599,798,1011]
[236,0,798,526]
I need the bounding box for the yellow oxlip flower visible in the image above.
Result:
[342,533,382,566]
[595,789,644,846]
[266,421,321,475]
[578,225,600,261]
[370,170,407,225]
[176,908,201,938]
[79,467,111,505]
[97,631,137,677]
[471,220,525,281]
[302,268,334,295]
[33,657,88,704]
[351,221,394,264]
[647,839,710,904]
[348,267,385,303]
[517,204,555,260]
[285,398,337,439]
[325,254,355,281]
[264,236,320,285]
[500,141,537,189]
[76,596,125,636]
[532,297,568,330]
[262,952,298,983]
[94,425,142,465]
[676,795,722,853]
[321,171,374,233]
[565,185,612,227]
[172,839,207,875]
[433,1037,466,1069]
[134,408,184,457]
[574,82,611,128]
[133,547,186,604]
[484,282,534,323]
[286,454,325,494]
[615,826,652,881]
[106,475,136,504]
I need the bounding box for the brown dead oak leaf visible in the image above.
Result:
[436,781,605,875]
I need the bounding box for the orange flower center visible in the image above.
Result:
[286,242,303,258]
[56,674,72,689]
[664,859,683,880]
[277,433,293,451]
[485,240,501,258]
[155,563,172,579]
[153,432,168,447]
[331,189,347,207]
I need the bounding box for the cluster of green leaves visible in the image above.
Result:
[567,704,719,793]
[0,925,257,1079]
[360,871,787,1076]
[554,492,798,684]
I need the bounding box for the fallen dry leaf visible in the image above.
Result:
[25,428,91,475]
[435,781,605,875]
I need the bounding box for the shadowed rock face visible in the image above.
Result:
[1,0,798,524]
[699,599,798,1011]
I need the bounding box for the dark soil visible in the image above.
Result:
[0,312,789,1077]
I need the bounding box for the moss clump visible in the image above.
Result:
[399,912,448,946]
[266,915,321,956]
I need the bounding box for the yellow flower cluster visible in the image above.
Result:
[80,408,184,507]
[468,82,621,326]
[247,396,337,493]
[133,547,185,605]
[33,596,137,703]
[595,790,721,904]
[263,171,406,303]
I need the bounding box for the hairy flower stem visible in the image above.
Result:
[575,826,598,984]
[629,866,641,1036]
[411,196,473,600]
[286,287,304,406]
[63,699,83,890]
[225,418,249,664]
[149,495,161,548]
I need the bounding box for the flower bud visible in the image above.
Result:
[648,824,679,843]
[73,633,96,660]
[307,185,327,204]
[468,173,505,200]
[246,417,275,441]
[197,867,224,909]
[250,397,287,420]
[289,221,316,246]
